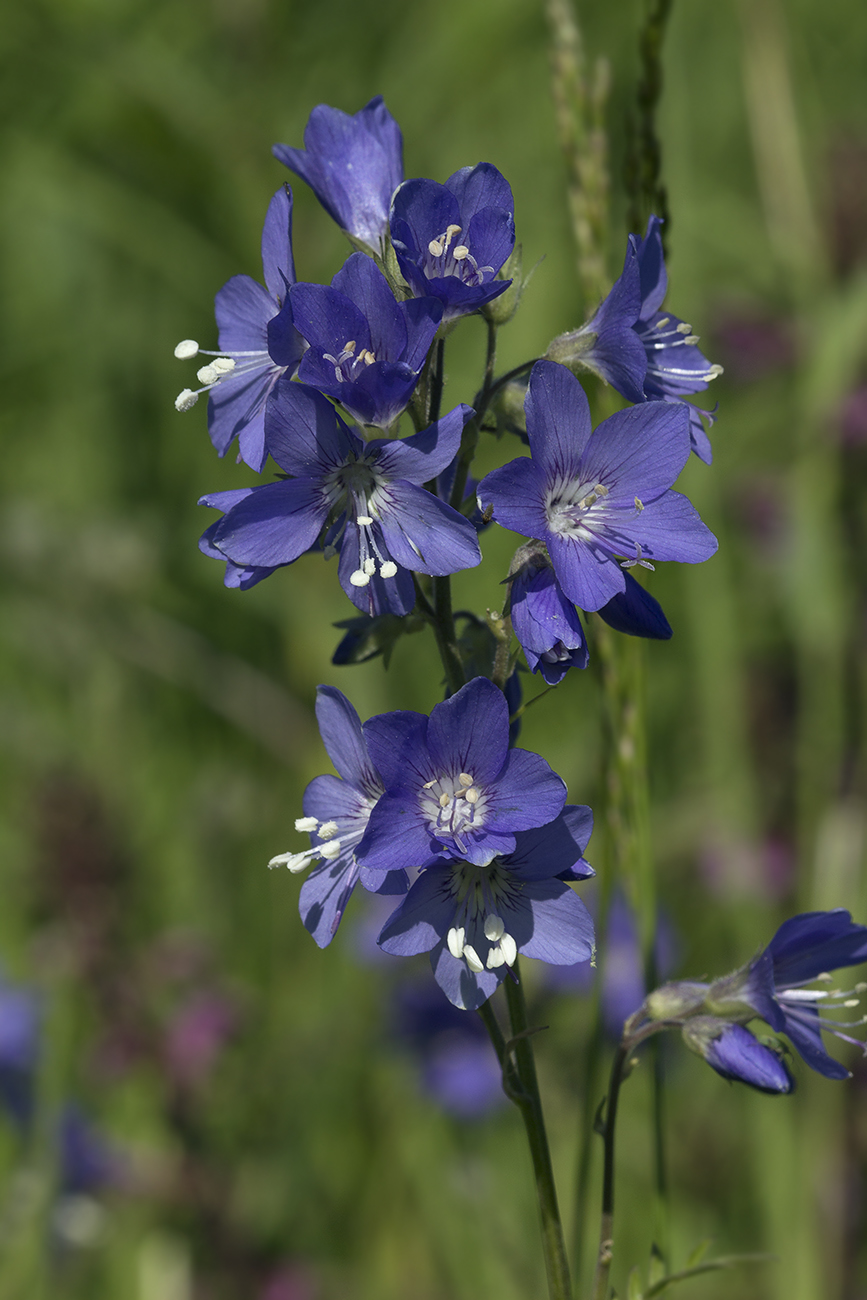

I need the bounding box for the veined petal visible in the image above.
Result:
[370,404,473,483]
[477,457,547,539]
[290,282,372,357]
[431,941,501,1011]
[363,709,430,789]
[210,479,326,566]
[426,678,509,784]
[597,572,672,640]
[265,376,360,474]
[355,791,439,873]
[332,253,407,360]
[375,484,481,576]
[511,884,594,964]
[635,216,667,318]
[314,687,382,795]
[378,867,454,956]
[485,748,566,832]
[505,806,594,881]
[769,910,867,987]
[215,275,273,353]
[547,532,627,612]
[780,1005,852,1080]
[577,401,691,501]
[628,491,719,563]
[525,361,594,477]
[261,186,297,301]
[446,163,514,222]
[299,857,359,948]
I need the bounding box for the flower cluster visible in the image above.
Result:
[640,910,867,1091]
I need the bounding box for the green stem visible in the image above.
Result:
[431,575,464,697]
[429,336,445,425]
[503,962,574,1300]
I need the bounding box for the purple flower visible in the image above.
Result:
[378,806,594,1010]
[508,548,589,684]
[288,252,442,428]
[0,976,40,1125]
[706,909,867,1081]
[174,187,305,471]
[268,687,405,946]
[273,97,403,256]
[393,981,505,1117]
[357,676,567,874]
[390,164,515,322]
[682,1019,794,1094]
[478,360,718,614]
[547,217,723,462]
[199,380,480,616]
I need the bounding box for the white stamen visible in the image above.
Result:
[363,558,376,576]
[350,569,371,586]
[174,339,200,359]
[447,926,466,959]
[428,238,444,257]
[593,483,609,497]
[175,388,199,411]
[484,914,505,942]
[379,561,397,579]
[320,841,342,861]
[465,788,479,805]
[458,773,474,787]
[708,364,724,380]
[463,944,484,973]
[356,515,374,526]
[318,821,340,840]
[452,245,470,260]
[197,358,236,384]
[655,317,670,330]
[684,335,700,346]
[676,322,692,334]
[343,340,356,354]
[487,948,505,969]
[269,851,312,873]
[295,816,319,833]
[439,792,451,809]
[500,934,518,967]
[446,224,461,239]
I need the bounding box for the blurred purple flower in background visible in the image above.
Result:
[393,981,505,1118]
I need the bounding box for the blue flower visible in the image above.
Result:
[547,217,723,462]
[273,97,403,257]
[390,164,515,322]
[199,380,480,617]
[268,686,405,947]
[507,548,589,685]
[706,909,867,1081]
[682,1019,794,1094]
[377,805,594,1010]
[174,187,305,472]
[478,360,718,614]
[288,252,442,428]
[356,676,567,874]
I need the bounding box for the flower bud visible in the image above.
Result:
[644,979,708,1023]
[682,1017,794,1094]
[482,244,523,325]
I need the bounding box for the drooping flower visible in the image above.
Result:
[682,1018,794,1094]
[478,360,718,614]
[356,676,567,874]
[546,216,723,462]
[199,380,480,617]
[507,547,589,685]
[268,686,405,947]
[378,805,594,1010]
[390,164,515,321]
[174,186,305,472]
[704,909,867,1080]
[273,97,403,256]
[287,252,442,428]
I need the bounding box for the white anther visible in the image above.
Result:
[845,999,861,1008]
[487,947,505,969]
[446,224,462,239]
[428,238,444,257]
[379,561,397,579]
[458,773,474,787]
[422,779,438,789]
[356,515,374,526]
[344,340,356,354]
[439,792,451,808]
[708,364,724,379]
[359,349,376,366]
[452,245,470,260]
[349,569,371,587]
[175,389,199,411]
[656,317,670,330]
[465,788,479,805]
[500,934,518,967]
[463,944,484,973]
[676,322,692,334]
[197,358,235,384]
[295,816,319,833]
[593,483,609,497]
[363,557,376,576]
[320,841,342,861]
[174,339,200,359]
[816,972,834,981]
[447,926,466,959]
[484,914,505,942]
[856,983,867,993]
[318,821,339,840]
[269,851,311,873]
[684,335,700,346]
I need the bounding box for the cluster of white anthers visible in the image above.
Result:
[419,772,485,853]
[642,316,724,385]
[447,913,518,973]
[172,338,274,412]
[267,815,344,873]
[425,223,494,286]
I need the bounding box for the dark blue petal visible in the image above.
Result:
[445,163,514,223]
[430,942,501,1011]
[265,376,361,474]
[635,215,668,318]
[315,685,382,795]
[426,677,509,784]
[299,855,359,947]
[375,484,481,576]
[769,910,867,987]
[597,572,672,639]
[378,867,455,956]
[210,479,327,567]
[370,404,473,483]
[702,1023,794,1093]
[525,360,594,478]
[260,185,297,302]
[780,1003,852,1080]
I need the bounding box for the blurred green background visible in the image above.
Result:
[1,0,866,1296]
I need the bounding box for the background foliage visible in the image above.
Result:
[1,0,866,1296]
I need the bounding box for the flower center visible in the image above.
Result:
[443,861,519,973]
[419,771,487,854]
[322,338,378,385]
[424,223,494,287]
[321,456,398,587]
[544,478,610,537]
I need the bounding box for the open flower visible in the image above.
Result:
[390,164,515,321]
[199,380,480,616]
[174,186,305,471]
[478,360,717,613]
[273,97,403,256]
[288,252,442,428]
[547,216,722,462]
[357,676,567,873]
[268,687,405,946]
[378,805,594,1010]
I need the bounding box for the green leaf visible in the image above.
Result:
[626,1265,645,1300]
[644,1254,777,1297]
[685,1238,713,1269]
[648,1244,666,1286]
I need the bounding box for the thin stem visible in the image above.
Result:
[504,961,574,1300]
[431,575,465,697]
[428,336,445,425]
